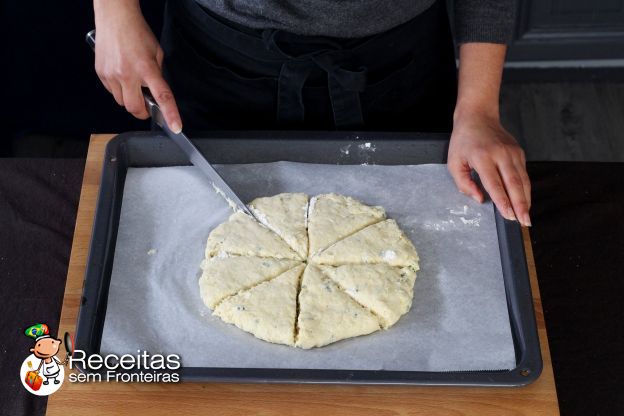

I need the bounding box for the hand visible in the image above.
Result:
[448,111,531,227]
[94,0,182,132]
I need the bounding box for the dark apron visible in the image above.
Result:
[161,0,457,133]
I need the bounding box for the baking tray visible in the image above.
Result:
[74,131,542,386]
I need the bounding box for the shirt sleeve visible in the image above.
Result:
[453,0,516,45]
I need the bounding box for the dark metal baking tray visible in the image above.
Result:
[74,131,542,386]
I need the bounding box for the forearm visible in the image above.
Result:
[454,43,506,122]
[94,0,140,16]
[94,0,141,29]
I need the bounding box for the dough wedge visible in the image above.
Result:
[307,193,385,256]
[199,257,302,309]
[249,193,309,259]
[319,264,417,328]
[296,265,380,348]
[213,264,305,346]
[205,211,301,260]
[311,219,419,269]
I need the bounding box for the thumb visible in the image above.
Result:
[448,159,484,203]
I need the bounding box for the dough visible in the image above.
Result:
[200,193,419,348]
[307,193,386,256]
[310,219,419,269]
[205,211,301,260]
[249,193,309,259]
[318,264,417,328]
[214,265,305,346]
[296,265,380,349]
[199,257,301,308]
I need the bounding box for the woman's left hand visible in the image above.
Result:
[447,111,531,227]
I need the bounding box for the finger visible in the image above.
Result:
[513,157,532,211]
[499,162,531,227]
[99,77,112,94]
[144,70,182,133]
[448,159,483,203]
[155,47,164,68]
[121,82,150,119]
[472,158,516,221]
[108,81,124,107]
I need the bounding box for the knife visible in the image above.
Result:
[85,30,253,217]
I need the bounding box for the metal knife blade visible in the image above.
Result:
[85,30,253,217]
[146,94,253,216]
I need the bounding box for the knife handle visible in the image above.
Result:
[85,30,166,131]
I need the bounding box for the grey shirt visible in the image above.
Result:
[194,0,515,43]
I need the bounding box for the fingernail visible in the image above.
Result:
[523,214,532,227]
[508,210,517,222]
[170,121,182,134]
[472,195,481,203]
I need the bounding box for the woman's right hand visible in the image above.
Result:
[94,0,182,132]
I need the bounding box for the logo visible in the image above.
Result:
[20,323,70,396]
[19,323,181,394]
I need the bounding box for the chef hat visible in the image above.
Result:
[24,323,51,341]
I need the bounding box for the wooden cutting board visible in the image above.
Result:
[46,134,559,416]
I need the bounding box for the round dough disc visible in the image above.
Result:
[199,193,419,348]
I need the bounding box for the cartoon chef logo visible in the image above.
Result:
[20,323,69,396]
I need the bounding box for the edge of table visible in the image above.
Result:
[46,134,559,416]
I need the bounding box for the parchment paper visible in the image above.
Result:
[100,163,516,371]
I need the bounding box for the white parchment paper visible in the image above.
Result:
[100,163,516,371]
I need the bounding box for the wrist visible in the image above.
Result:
[453,99,500,125]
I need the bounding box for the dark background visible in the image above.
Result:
[3,0,624,159]
[1,1,623,416]
[1,0,164,157]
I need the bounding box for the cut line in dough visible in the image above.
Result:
[200,193,420,349]
[318,264,417,328]
[296,265,381,349]
[310,219,419,269]
[205,211,301,260]
[307,193,386,256]
[214,264,305,346]
[199,257,302,309]
[249,193,309,259]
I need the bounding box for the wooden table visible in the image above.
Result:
[47,134,559,416]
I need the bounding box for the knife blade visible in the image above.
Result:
[85,30,253,217]
[144,91,253,216]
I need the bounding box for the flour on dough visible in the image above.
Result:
[310,219,419,269]
[249,193,309,259]
[319,264,417,329]
[199,257,302,309]
[205,211,301,260]
[296,265,380,349]
[214,264,305,346]
[307,193,386,256]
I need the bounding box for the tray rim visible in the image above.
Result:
[74,131,542,386]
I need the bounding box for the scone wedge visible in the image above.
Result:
[311,219,419,269]
[307,193,385,256]
[319,264,417,328]
[214,264,305,346]
[205,211,301,260]
[296,265,380,348]
[199,257,302,309]
[249,193,309,259]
